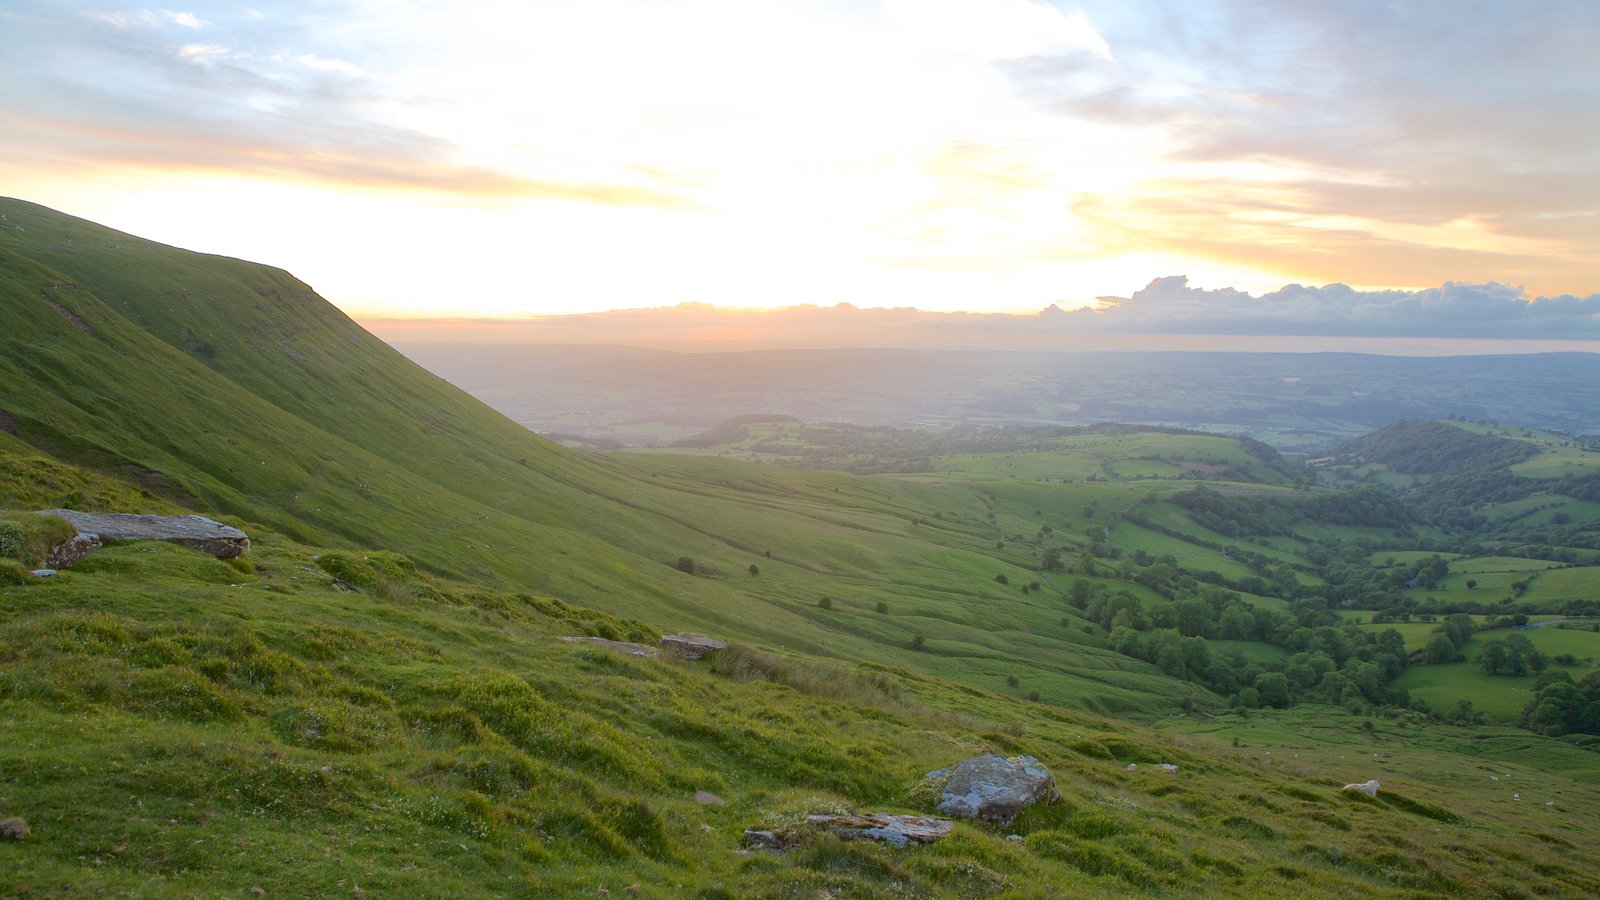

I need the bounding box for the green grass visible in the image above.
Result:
[7,528,1600,896]
[5,198,1600,896]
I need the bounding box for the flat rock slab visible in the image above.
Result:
[561,636,659,658]
[659,633,727,660]
[807,813,954,848]
[926,753,1060,826]
[38,510,249,567]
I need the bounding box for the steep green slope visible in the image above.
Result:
[0,198,1201,714]
[4,507,1599,897]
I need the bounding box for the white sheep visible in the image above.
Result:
[1343,779,1380,796]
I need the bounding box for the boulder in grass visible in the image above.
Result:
[921,754,1060,825]
[659,633,726,660]
[38,510,249,566]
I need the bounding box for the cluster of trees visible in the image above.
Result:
[1333,420,1537,475]
[1064,578,1411,713]
[1519,670,1600,737]
[1422,613,1478,663]
[1473,632,1548,675]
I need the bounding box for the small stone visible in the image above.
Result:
[29,569,56,578]
[1006,834,1024,842]
[0,817,28,841]
[694,790,725,806]
[1125,763,1137,772]
[250,888,266,897]
[743,828,788,850]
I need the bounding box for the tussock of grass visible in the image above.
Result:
[0,512,75,567]
[708,643,904,706]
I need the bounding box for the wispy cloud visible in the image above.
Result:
[6,1,691,207]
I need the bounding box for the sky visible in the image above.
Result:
[3,0,1599,331]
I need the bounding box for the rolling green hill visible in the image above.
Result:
[5,198,1600,895]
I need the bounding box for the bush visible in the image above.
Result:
[817,596,834,610]
[875,600,888,614]
[0,559,35,585]
[0,513,76,566]
[910,635,926,651]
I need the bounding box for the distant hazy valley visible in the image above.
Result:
[390,341,1600,453]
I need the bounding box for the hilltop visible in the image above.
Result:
[3,199,1600,896]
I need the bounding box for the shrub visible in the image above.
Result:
[1006,675,1020,687]
[0,559,33,585]
[910,635,926,651]
[0,513,76,566]
[817,596,834,610]
[875,600,888,614]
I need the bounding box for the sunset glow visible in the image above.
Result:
[3,1,1596,318]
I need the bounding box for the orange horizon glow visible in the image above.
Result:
[2,1,1595,322]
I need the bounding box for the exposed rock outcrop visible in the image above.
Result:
[921,754,1060,825]
[659,633,726,660]
[806,813,954,847]
[44,532,100,568]
[38,510,249,567]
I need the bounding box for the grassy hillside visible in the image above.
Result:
[5,511,1600,897]
[5,199,1600,895]
[0,198,1204,715]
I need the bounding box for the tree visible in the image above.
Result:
[1424,632,1459,664]
[676,556,696,574]
[994,573,1010,585]
[1465,579,1478,590]
[1474,640,1510,675]
[1254,672,1291,709]
[748,564,760,576]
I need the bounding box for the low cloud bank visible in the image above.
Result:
[1057,278,1600,338]
[364,278,1600,351]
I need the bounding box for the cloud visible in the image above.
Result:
[86,8,208,30]
[1061,277,1600,338]
[999,1,1600,295]
[364,278,1600,349]
[2,2,691,207]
